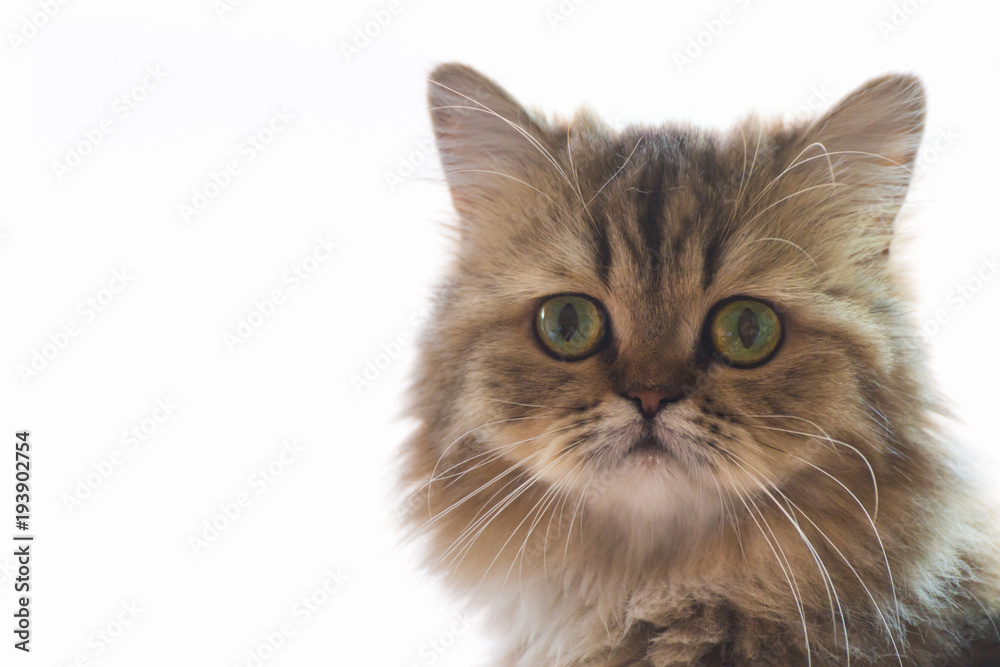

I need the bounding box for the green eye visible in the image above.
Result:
[535,294,607,361]
[706,298,782,368]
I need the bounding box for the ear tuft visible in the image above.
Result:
[806,73,926,172]
[427,64,557,219]
[788,73,927,250]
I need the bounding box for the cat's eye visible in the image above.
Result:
[535,294,607,361]
[705,297,782,368]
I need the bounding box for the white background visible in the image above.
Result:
[1,0,997,665]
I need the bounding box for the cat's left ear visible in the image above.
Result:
[796,74,926,240]
[427,64,560,223]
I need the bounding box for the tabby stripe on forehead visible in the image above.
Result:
[701,230,726,290]
[588,202,613,286]
[634,154,668,275]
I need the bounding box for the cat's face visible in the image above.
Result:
[419,65,925,534]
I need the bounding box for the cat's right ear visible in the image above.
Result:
[427,64,558,222]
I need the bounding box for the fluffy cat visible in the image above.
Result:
[398,63,1000,666]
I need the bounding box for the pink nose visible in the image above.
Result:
[627,389,674,418]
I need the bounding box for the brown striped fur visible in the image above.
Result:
[398,64,1000,666]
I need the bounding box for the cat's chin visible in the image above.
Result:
[597,414,716,473]
[587,456,723,538]
[623,433,677,461]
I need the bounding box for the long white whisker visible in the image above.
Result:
[427,87,585,209]
[460,452,576,608]
[782,495,904,665]
[724,448,850,664]
[581,137,643,212]
[447,169,569,214]
[726,437,903,666]
[427,417,567,512]
[741,415,880,521]
[745,236,820,269]
[786,452,900,630]
[740,182,840,230]
[730,123,749,223]
[509,459,582,598]
[728,473,812,666]
[425,424,581,537]
[481,397,585,411]
[746,143,837,212]
[438,451,550,573]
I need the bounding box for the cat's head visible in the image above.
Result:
[414,64,926,538]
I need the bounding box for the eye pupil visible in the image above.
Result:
[536,295,606,361]
[557,303,579,342]
[737,308,759,348]
[706,298,781,368]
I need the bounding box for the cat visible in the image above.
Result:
[398,63,1000,666]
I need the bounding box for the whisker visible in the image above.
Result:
[509,460,583,598]
[481,397,587,411]
[425,424,581,534]
[396,452,535,568]
[740,182,841,231]
[744,146,910,222]
[565,121,586,206]
[786,453,900,630]
[581,137,643,212]
[730,122,749,223]
[541,457,588,582]
[726,441,903,665]
[745,236,821,270]
[427,81,587,211]
[739,415,880,521]
[447,169,570,216]
[460,451,576,606]
[393,424,582,567]
[563,473,592,571]
[438,452,549,574]
[783,495,904,665]
[427,101,570,186]
[728,472,813,665]
[724,447,850,664]
[427,416,562,509]
[745,143,837,212]
[442,430,584,567]
[731,123,764,223]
